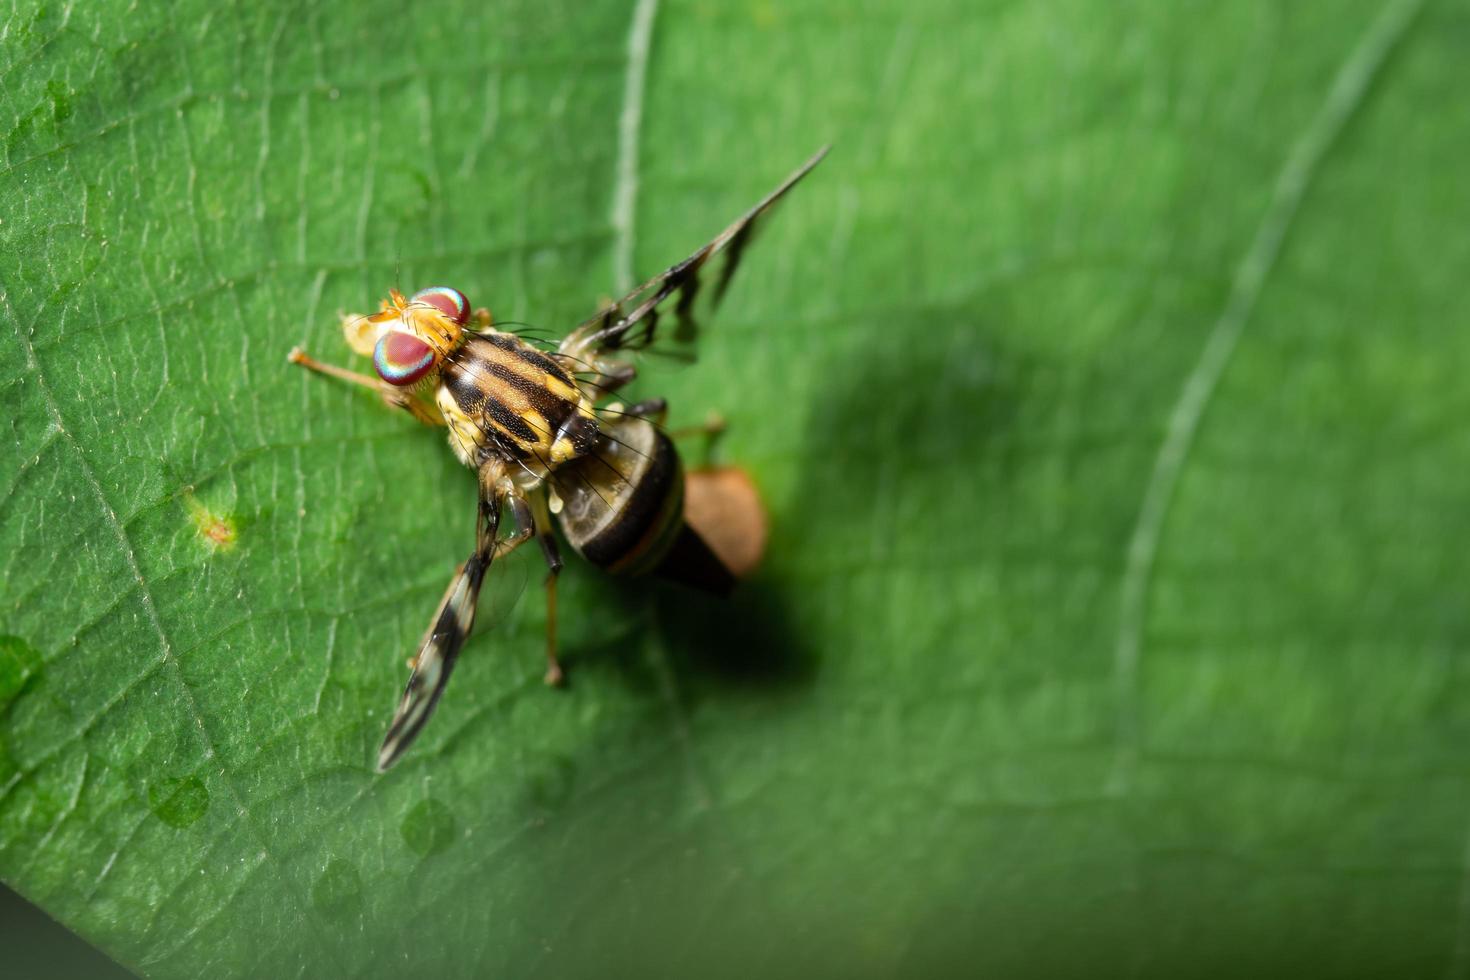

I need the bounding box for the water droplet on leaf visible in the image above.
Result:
[311,858,363,916]
[400,798,456,858]
[147,776,209,829]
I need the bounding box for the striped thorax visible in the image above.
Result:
[438,332,599,475]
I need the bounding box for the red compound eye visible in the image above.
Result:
[373,331,436,386]
[410,286,471,326]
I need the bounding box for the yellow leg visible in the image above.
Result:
[490,492,565,686]
[543,572,562,686]
[490,507,533,560]
[669,411,727,441]
[288,347,380,390]
[289,346,444,426]
[530,491,566,687]
[670,411,728,468]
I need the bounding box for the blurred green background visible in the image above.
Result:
[3,0,1469,976]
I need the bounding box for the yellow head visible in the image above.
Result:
[343,286,474,387]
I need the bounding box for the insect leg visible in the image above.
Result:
[376,463,505,771]
[288,347,380,389]
[668,411,727,441]
[667,409,728,468]
[601,397,724,456]
[493,493,535,560]
[561,351,638,401]
[484,491,564,685]
[530,491,566,687]
[621,398,667,424]
[288,347,443,426]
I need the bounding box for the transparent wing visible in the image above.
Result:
[560,145,830,362]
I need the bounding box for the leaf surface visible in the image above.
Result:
[3,0,1469,976]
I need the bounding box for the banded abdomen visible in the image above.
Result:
[554,418,734,595]
[437,332,598,471]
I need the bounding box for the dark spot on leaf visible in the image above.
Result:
[311,858,363,917]
[200,518,237,548]
[0,635,43,711]
[526,753,577,810]
[5,114,34,155]
[400,798,455,857]
[46,80,72,123]
[147,776,209,829]
[0,736,15,787]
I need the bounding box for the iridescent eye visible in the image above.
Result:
[410,286,471,326]
[373,331,436,386]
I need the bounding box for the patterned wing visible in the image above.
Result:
[560,145,829,362]
[376,557,487,770]
[377,477,504,771]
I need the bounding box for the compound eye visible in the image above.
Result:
[410,286,471,326]
[373,331,437,386]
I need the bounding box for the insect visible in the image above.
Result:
[288,147,827,770]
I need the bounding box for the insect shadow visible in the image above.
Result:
[810,305,1011,495]
[504,305,1010,822]
[593,573,817,696]
[577,306,1011,707]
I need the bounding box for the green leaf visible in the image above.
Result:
[3,0,1468,976]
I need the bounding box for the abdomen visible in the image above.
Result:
[554,417,683,574]
[554,418,735,594]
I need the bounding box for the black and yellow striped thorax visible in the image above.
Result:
[436,332,598,472]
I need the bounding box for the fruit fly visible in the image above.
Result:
[289,147,827,770]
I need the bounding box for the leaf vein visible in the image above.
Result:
[1109,0,1426,798]
[609,0,659,294]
